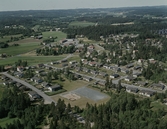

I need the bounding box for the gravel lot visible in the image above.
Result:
[72,87,108,101]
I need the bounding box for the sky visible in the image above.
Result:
[0,0,167,11]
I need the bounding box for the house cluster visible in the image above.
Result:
[1,75,42,101]
[126,86,155,97]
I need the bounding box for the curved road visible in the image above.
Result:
[2,72,56,105]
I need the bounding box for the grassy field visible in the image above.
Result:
[0,34,22,42]
[52,79,90,91]
[0,117,18,128]
[0,55,67,65]
[42,31,67,41]
[69,21,95,27]
[0,42,40,56]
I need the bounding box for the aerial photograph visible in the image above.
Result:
[0,0,167,128]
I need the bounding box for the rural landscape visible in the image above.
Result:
[0,5,167,129]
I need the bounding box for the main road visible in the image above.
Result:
[1,72,56,105]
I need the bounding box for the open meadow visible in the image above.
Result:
[0,34,23,43]
[0,55,67,65]
[42,31,67,41]
[69,21,95,27]
[0,42,41,56]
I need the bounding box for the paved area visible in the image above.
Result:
[72,87,108,101]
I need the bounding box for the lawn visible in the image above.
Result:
[69,21,95,27]
[0,55,67,65]
[42,31,67,41]
[0,34,22,43]
[0,117,18,128]
[0,42,41,56]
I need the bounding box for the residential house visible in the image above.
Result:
[137,81,147,86]
[62,63,68,67]
[103,64,110,69]
[139,90,155,97]
[50,61,59,65]
[41,82,50,88]
[97,81,106,86]
[134,66,142,70]
[126,63,134,68]
[28,91,41,100]
[124,76,135,82]
[74,74,82,79]
[3,81,9,86]
[31,77,43,84]
[37,63,44,68]
[133,72,142,78]
[1,75,8,80]
[48,84,61,92]
[17,66,24,72]
[83,76,92,82]
[90,70,98,75]
[89,61,97,67]
[82,68,90,73]
[112,67,121,73]
[121,68,129,74]
[61,59,67,63]
[151,83,165,90]
[16,82,22,88]
[69,60,77,64]
[35,70,44,74]
[110,74,119,79]
[14,72,24,78]
[138,59,144,63]
[96,63,103,68]
[126,87,138,93]
[75,67,82,72]
[99,72,108,77]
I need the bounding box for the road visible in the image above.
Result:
[1,72,56,105]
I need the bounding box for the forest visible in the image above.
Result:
[1,86,167,129]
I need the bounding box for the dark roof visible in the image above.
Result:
[152,83,165,89]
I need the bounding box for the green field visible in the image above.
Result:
[0,34,22,43]
[0,117,18,128]
[69,21,95,27]
[0,42,40,56]
[42,31,67,41]
[0,55,67,65]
